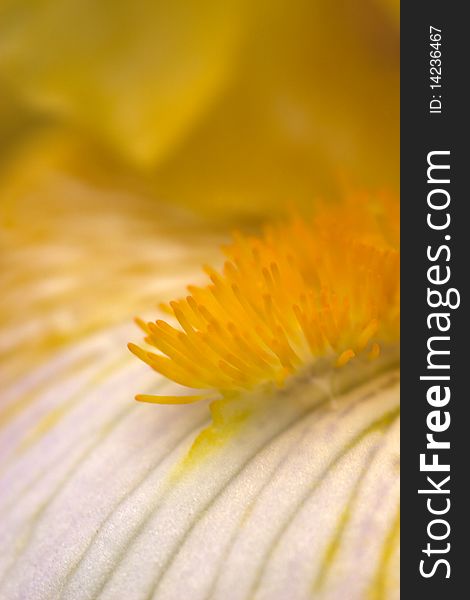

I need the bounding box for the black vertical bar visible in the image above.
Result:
[401,2,467,597]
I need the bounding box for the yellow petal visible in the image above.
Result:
[1,1,398,221]
[149,0,399,220]
[0,0,248,166]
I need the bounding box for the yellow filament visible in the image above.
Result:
[129,196,399,403]
[135,395,207,405]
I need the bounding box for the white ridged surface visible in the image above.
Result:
[0,332,399,600]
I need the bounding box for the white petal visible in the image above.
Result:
[0,326,399,599]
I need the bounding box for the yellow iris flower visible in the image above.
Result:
[0,1,399,599]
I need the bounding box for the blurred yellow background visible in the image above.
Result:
[0,0,399,222]
[0,0,399,376]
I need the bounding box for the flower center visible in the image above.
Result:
[129,195,399,404]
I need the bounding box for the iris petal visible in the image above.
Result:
[1,317,399,600]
